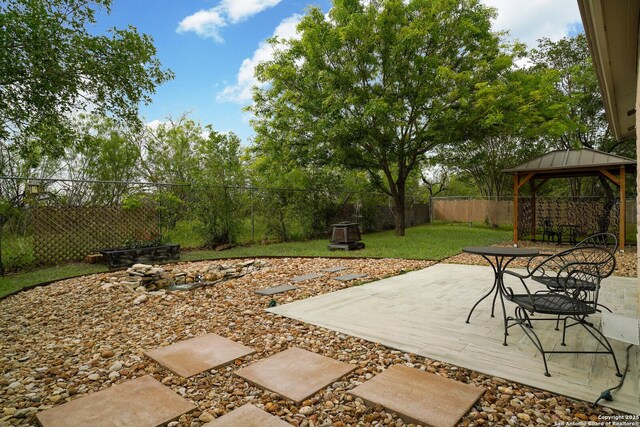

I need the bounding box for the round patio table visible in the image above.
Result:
[463,246,539,330]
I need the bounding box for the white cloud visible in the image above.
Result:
[480,0,582,48]
[176,8,226,42]
[177,0,282,42]
[145,119,167,131]
[217,14,302,103]
[221,0,282,23]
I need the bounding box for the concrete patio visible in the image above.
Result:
[269,263,639,414]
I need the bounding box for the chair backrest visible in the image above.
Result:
[558,246,615,304]
[531,245,615,305]
[540,217,554,231]
[575,232,618,253]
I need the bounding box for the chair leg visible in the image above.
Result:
[578,319,623,377]
[513,307,552,376]
[561,317,568,346]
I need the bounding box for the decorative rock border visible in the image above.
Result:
[99,259,268,293]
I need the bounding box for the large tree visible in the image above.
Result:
[438,65,561,199]
[250,0,509,235]
[0,0,173,158]
[529,34,616,154]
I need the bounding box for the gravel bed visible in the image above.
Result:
[0,255,631,427]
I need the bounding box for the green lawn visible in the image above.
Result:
[181,223,512,261]
[0,263,109,299]
[0,223,511,298]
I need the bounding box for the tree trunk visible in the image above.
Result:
[392,188,406,236]
[381,165,407,236]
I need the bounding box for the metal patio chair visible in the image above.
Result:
[540,217,561,243]
[533,233,617,313]
[502,245,622,377]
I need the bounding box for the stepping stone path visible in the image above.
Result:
[321,266,349,273]
[291,273,324,282]
[350,365,485,427]
[36,375,195,427]
[255,284,298,296]
[145,333,255,377]
[333,273,367,281]
[235,347,355,404]
[35,300,484,426]
[202,403,289,427]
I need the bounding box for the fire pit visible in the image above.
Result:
[328,222,365,251]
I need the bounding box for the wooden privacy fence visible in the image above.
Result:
[431,197,513,225]
[31,205,160,264]
[432,196,637,229]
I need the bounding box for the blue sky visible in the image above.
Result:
[95,0,583,144]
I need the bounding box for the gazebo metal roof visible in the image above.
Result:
[503,148,636,176]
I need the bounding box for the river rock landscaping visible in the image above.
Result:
[0,256,629,427]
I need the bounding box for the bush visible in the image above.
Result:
[1,235,35,272]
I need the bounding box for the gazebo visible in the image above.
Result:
[503,148,636,249]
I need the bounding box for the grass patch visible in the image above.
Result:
[0,223,510,298]
[0,263,108,298]
[182,223,512,262]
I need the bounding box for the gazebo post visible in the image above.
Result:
[513,174,519,244]
[599,167,626,250]
[512,173,535,245]
[530,179,536,241]
[620,165,626,250]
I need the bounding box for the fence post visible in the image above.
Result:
[251,187,255,243]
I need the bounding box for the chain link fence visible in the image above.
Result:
[0,177,429,271]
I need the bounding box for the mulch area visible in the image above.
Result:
[0,252,634,427]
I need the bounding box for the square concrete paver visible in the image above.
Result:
[350,365,484,427]
[202,404,290,427]
[235,347,355,404]
[36,375,195,427]
[333,273,367,281]
[255,284,298,296]
[146,333,255,377]
[291,273,324,282]
[321,266,349,273]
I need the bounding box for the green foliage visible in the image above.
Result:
[165,219,205,248]
[250,0,507,236]
[193,130,246,247]
[121,195,143,210]
[0,235,34,271]
[141,116,202,186]
[155,192,185,230]
[437,58,561,199]
[121,235,163,249]
[529,34,615,152]
[0,0,173,157]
